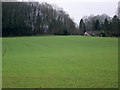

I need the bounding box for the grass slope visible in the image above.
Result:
[2,36,118,88]
[0,38,2,89]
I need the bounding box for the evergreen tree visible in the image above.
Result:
[79,19,86,35]
[111,15,119,36]
[95,19,100,31]
[104,18,109,30]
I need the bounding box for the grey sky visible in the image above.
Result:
[18,0,119,25]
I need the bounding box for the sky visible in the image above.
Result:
[18,0,119,25]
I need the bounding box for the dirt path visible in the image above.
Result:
[2,48,6,57]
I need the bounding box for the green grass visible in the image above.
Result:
[2,36,118,88]
[0,38,2,89]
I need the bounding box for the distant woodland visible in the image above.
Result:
[2,2,120,37]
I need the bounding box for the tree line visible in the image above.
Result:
[2,2,119,37]
[2,2,78,37]
[79,14,120,37]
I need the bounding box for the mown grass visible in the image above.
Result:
[0,38,2,89]
[2,36,118,88]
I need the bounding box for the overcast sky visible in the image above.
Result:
[19,0,119,25]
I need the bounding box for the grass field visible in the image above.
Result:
[0,38,2,89]
[2,36,118,88]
